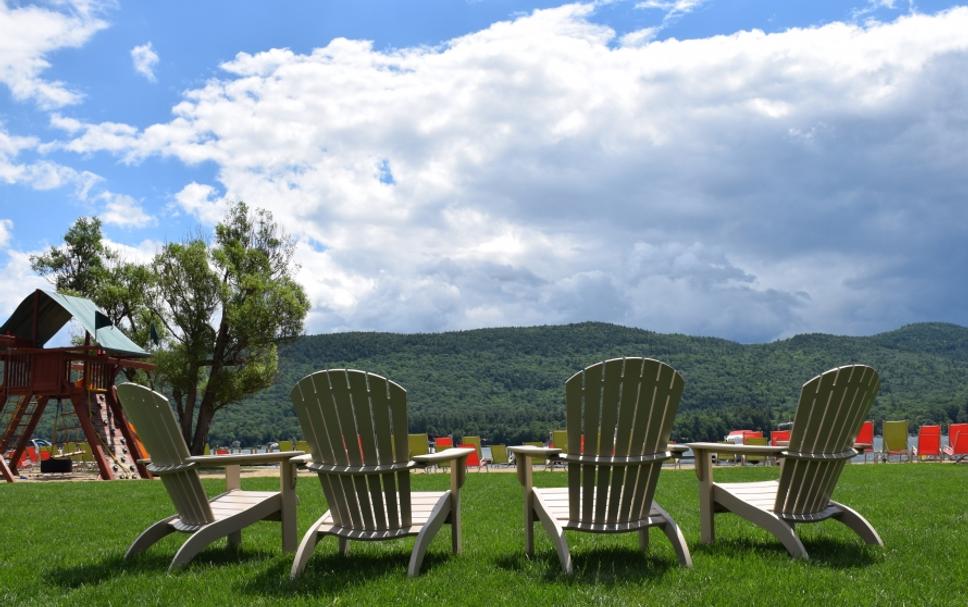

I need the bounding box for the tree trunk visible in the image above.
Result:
[191,402,216,455]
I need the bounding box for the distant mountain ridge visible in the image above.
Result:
[213,321,968,446]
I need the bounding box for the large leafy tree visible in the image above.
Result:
[31,203,310,453]
[149,203,310,453]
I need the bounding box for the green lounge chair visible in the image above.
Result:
[882,420,910,462]
[489,444,509,466]
[116,383,303,572]
[743,436,769,465]
[509,357,692,574]
[289,369,474,578]
[688,364,884,559]
[408,433,430,458]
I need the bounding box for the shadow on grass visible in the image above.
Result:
[495,546,675,585]
[239,548,448,598]
[692,536,882,569]
[47,547,277,589]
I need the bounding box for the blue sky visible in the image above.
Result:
[2,0,967,343]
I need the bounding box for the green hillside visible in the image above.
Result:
[206,321,968,447]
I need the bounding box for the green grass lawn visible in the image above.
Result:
[1,464,965,606]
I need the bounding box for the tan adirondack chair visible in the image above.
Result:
[116,383,304,572]
[688,364,884,559]
[289,369,474,578]
[509,357,692,574]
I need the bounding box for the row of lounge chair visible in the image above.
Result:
[882,421,968,462]
[115,359,887,578]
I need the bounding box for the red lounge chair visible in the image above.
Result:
[944,423,968,462]
[459,443,480,468]
[855,420,874,462]
[770,430,791,446]
[915,425,941,461]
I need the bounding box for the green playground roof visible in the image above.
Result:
[0,289,150,358]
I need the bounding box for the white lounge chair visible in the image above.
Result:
[288,369,474,578]
[509,357,692,574]
[688,364,884,559]
[116,383,303,572]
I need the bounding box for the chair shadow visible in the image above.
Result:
[495,546,675,585]
[691,537,881,569]
[239,548,447,598]
[47,546,277,589]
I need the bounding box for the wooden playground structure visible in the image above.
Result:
[0,289,154,482]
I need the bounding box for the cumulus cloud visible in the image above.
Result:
[130,42,159,81]
[48,5,968,341]
[0,248,49,318]
[2,121,147,232]
[98,193,154,228]
[0,0,108,108]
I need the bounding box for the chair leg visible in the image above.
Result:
[715,489,809,559]
[524,490,535,556]
[169,519,236,573]
[830,501,883,546]
[408,492,453,577]
[338,536,351,556]
[638,527,650,553]
[532,492,572,574]
[125,516,177,560]
[290,514,330,579]
[651,502,693,568]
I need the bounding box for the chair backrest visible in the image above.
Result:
[770,429,791,446]
[291,369,414,533]
[489,444,508,465]
[953,431,968,456]
[949,423,968,452]
[917,425,941,457]
[463,436,482,459]
[116,383,214,529]
[434,436,453,450]
[774,365,879,519]
[744,436,769,463]
[551,430,568,451]
[564,357,684,527]
[883,420,909,453]
[855,419,874,449]
[408,433,429,458]
[459,443,480,467]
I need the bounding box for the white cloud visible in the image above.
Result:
[0,0,108,108]
[130,42,158,82]
[49,5,968,341]
[0,218,12,248]
[98,193,155,228]
[103,237,163,265]
[0,249,49,318]
[172,182,230,225]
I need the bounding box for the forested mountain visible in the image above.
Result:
[208,322,968,447]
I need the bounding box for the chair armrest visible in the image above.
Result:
[686,442,785,455]
[290,453,313,467]
[413,447,474,465]
[669,444,689,457]
[186,450,305,467]
[508,445,561,457]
